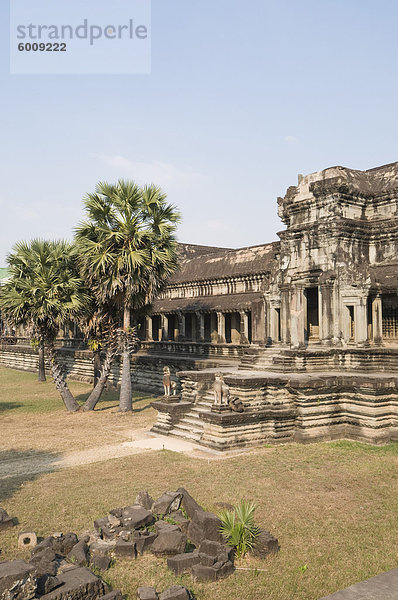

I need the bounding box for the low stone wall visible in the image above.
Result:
[0,344,238,395]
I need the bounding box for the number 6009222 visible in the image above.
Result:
[18,42,67,51]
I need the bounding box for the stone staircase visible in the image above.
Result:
[238,345,286,372]
[168,389,214,443]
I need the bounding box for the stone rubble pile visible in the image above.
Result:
[0,489,278,600]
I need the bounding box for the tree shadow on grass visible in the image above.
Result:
[0,449,61,502]
[73,391,155,413]
[0,402,24,414]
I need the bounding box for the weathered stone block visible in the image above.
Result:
[152,492,182,516]
[191,559,234,581]
[133,531,157,555]
[187,511,224,547]
[168,511,190,534]
[0,560,36,600]
[19,532,37,550]
[121,506,154,529]
[135,491,154,511]
[137,587,158,600]
[176,488,203,519]
[150,530,187,556]
[90,554,111,571]
[167,550,200,575]
[67,540,89,567]
[159,586,190,600]
[114,540,137,559]
[198,539,234,562]
[39,566,107,599]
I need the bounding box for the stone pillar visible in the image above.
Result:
[319,284,333,344]
[217,312,226,344]
[161,314,168,341]
[280,288,290,345]
[290,288,305,348]
[240,311,249,344]
[270,305,280,344]
[177,312,185,341]
[146,316,153,341]
[356,300,368,344]
[372,295,383,345]
[196,312,204,342]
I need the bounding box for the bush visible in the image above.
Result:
[218,500,260,558]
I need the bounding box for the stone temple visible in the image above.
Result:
[2,161,398,449]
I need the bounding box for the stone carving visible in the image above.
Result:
[163,367,177,397]
[213,373,229,406]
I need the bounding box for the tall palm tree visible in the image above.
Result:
[75,180,180,412]
[0,239,89,412]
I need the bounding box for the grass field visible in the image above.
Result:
[1,366,398,600]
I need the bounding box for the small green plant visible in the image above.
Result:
[299,564,308,573]
[219,500,260,558]
[30,338,40,350]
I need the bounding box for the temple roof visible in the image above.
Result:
[152,292,263,313]
[282,161,398,204]
[171,242,279,284]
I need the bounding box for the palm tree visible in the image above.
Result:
[0,239,89,412]
[75,180,180,412]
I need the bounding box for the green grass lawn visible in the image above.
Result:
[1,367,398,600]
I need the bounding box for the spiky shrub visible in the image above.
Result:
[219,500,260,558]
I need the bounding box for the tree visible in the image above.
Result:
[75,180,180,412]
[0,239,89,411]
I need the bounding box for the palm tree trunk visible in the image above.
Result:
[38,341,46,382]
[93,350,101,388]
[47,343,80,412]
[82,342,117,411]
[119,305,132,412]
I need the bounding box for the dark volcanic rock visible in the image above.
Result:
[187,511,224,546]
[252,529,279,557]
[152,492,182,516]
[167,550,200,575]
[0,560,36,599]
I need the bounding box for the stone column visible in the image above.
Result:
[161,314,168,341]
[240,311,249,344]
[270,305,280,344]
[319,284,333,344]
[290,288,305,348]
[356,300,368,344]
[217,312,226,344]
[280,288,290,345]
[196,311,204,342]
[146,316,153,341]
[372,295,383,345]
[177,312,185,341]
